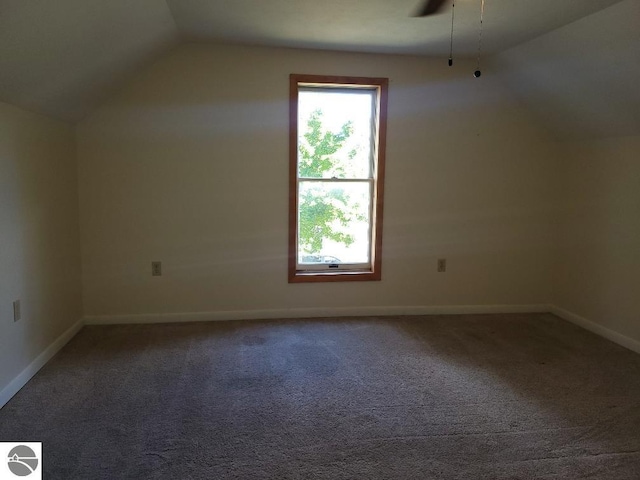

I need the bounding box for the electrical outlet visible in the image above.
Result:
[13,300,21,322]
[152,261,162,276]
[437,259,447,273]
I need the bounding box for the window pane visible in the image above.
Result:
[297,89,374,179]
[298,181,371,264]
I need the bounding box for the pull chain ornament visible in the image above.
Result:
[475,0,486,77]
[448,1,455,66]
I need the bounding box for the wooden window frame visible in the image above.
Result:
[288,74,388,283]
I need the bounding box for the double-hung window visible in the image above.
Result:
[289,74,388,282]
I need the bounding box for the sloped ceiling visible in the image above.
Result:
[0,0,178,122]
[492,0,640,140]
[0,0,629,126]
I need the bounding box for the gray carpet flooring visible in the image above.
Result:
[2,313,640,479]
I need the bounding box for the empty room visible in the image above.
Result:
[1,0,639,478]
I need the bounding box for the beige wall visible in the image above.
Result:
[555,136,640,340]
[0,101,82,392]
[491,0,640,345]
[77,43,557,318]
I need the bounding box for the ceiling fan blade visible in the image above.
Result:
[414,0,449,17]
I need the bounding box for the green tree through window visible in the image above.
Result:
[298,109,363,254]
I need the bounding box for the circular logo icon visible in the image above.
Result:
[7,445,39,476]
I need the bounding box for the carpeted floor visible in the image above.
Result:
[2,313,640,479]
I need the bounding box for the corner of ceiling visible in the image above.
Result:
[486,0,640,142]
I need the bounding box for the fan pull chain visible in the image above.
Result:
[448,1,455,66]
[474,0,485,77]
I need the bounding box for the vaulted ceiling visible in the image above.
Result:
[0,0,632,132]
[492,0,640,140]
[0,0,178,122]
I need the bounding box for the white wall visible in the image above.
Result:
[77,43,557,320]
[491,0,640,346]
[0,101,82,396]
[555,136,640,341]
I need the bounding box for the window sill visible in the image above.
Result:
[289,270,381,283]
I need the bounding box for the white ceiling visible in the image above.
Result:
[0,0,627,122]
[167,0,623,56]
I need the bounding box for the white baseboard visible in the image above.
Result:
[84,304,550,325]
[0,318,84,409]
[550,305,640,354]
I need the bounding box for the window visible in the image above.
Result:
[289,74,388,283]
